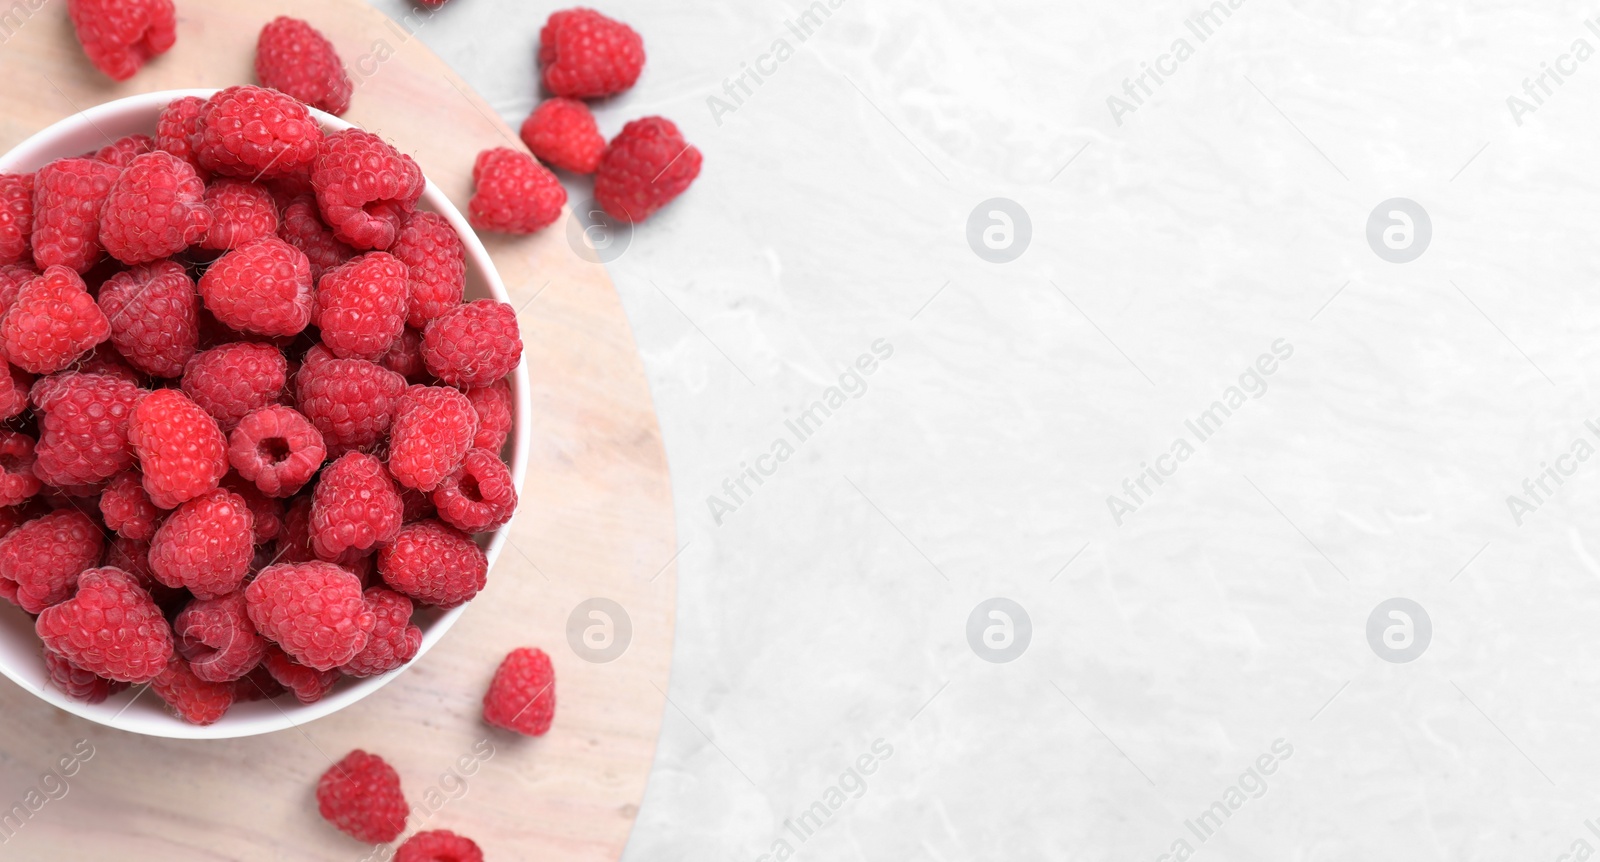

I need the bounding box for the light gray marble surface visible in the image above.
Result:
[369,0,1600,859]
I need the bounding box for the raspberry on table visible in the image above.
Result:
[396,830,485,862]
[595,116,702,223]
[520,98,606,174]
[0,173,33,267]
[466,378,513,453]
[390,211,465,329]
[341,587,422,677]
[148,488,255,600]
[32,371,145,488]
[295,356,406,455]
[378,327,426,380]
[43,647,127,704]
[432,448,518,533]
[260,643,338,703]
[155,95,207,175]
[174,591,267,683]
[314,252,409,361]
[313,129,425,250]
[128,388,229,509]
[229,405,326,498]
[36,566,171,683]
[377,518,487,608]
[483,646,556,736]
[316,750,408,843]
[200,179,279,251]
[311,452,403,560]
[246,560,374,670]
[98,260,199,378]
[198,236,314,337]
[1,266,111,374]
[0,432,40,508]
[538,7,645,99]
[468,147,566,234]
[196,86,324,180]
[389,385,478,491]
[100,471,161,541]
[31,157,119,273]
[152,655,235,725]
[66,0,177,82]
[181,341,288,431]
[279,195,355,281]
[421,299,523,388]
[256,17,353,116]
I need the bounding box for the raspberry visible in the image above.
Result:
[35,566,171,683]
[93,134,155,168]
[43,647,127,704]
[390,212,464,329]
[378,327,425,380]
[174,592,266,683]
[278,195,354,281]
[222,473,284,544]
[0,432,39,507]
[196,86,323,180]
[314,252,408,361]
[595,117,702,223]
[389,386,477,491]
[260,643,338,702]
[312,130,424,250]
[229,406,325,497]
[396,831,485,862]
[152,655,235,725]
[155,95,207,174]
[377,519,486,608]
[31,157,119,273]
[341,588,421,677]
[466,379,513,453]
[255,17,353,116]
[421,300,522,388]
[1,265,111,374]
[520,98,605,174]
[246,560,373,670]
[100,471,160,540]
[66,0,177,82]
[98,260,199,377]
[538,8,645,99]
[128,389,228,509]
[201,179,279,251]
[311,452,402,559]
[468,148,565,234]
[233,662,286,701]
[148,488,254,599]
[295,356,405,454]
[98,151,211,264]
[181,342,288,431]
[432,448,517,533]
[0,359,27,421]
[316,750,407,843]
[482,647,556,736]
[198,236,314,337]
[0,510,101,614]
[105,535,162,594]
[0,173,33,266]
[32,371,145,488]
[0,264,36,317]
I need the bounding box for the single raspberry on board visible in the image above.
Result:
[390,211,464,328]
[316,749,408,843]
[99,151,211,264]
[198,236,314,337]
[377,518,486,608]
[261,644,338,703]
[148,488,255,600]
[0,173,33,266]
[1,266,111,374]
[314,252,408,361]
[389,385,478,491]
[43,647,127,704]
[66,0,177,82]
[155,95,207,175]
[421,299,522,387]
[229,405,326,498]
[174,591,267,683]
[466,379,513,453]
[255,17,353,116]
[340,587,421,677]
[196,86,323,180]
[595,117,702,223]
[200,179,279,251]
[396,831,485,862]
[432,448,517,533]
[295,356,405,454]
[310,452,402,560]
[520,98,605,174]
[31,157,119,273]
[538,8,645,99]
[128,388,229,509]
[483,646,556,736]
[152,655,235,725]
[181,342,288,431]
[36,566,171,683]
[246,560,373,670]
[98,260,199,378]
[0,432,40,508]
[32,371,145,487]
[100,471,161,541]
[312,129,424,250]
[468,147,565,234]
[279,195,355,281]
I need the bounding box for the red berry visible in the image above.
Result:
[181,341,288,431]
[232,663,286,701]
[43,647,127,704]
[311,452,402,560]
[148,488,254,600]
[98,260,200,377]
[155,95,207,175]
[595,117,702,223]
[390,211,465,329]
[0,510,102,614]
[31,157,119,273]
[421,299,522,388]
[255,17,353,116]
[128,388,229,509]
[295,356,405,455]
[198,236,314,337]
[246,560,373,670]
[377,519,486,608]
[200,179,279,251]
[432,448,517,533]
[0,265,111,374]
[224,474,285,545]
[316,750,408,843]
[0,264,36,318]
[278,195,354,281]
[0,431,40,507]
[483,646,556,736]
[174,591,266,683]
[196,86,323,180]
[340,587,421,677]
[66,0,177,82]
[0,173,33,266]
[468,147,566,234]
[538,8,645,99]
[389,385,477,491]
[151,654,234,725]
[314,252,408,361]
[466,378,513,453]
[396,830,485,862]
[312,129,424,250]
[36,566,171,683]
[520,98,605,174]
[100,471,160,541]
[378,327,426,380]
[260,643,338,703]
[32,371,145,487]
[99,152,211,264]
[229,405,326,498]
[92,134,156,168]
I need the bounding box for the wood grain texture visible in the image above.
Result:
[0,1,677,859]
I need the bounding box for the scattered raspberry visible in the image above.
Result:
[152,655,234,725]
[43,647,127,704]
[295,356,405,454]
[255,16,353,116]
[174,591,266,683]
[389,386,478,491]
[181,342,288,431]
[32,371,145,488]
[377,519,486,608]
[198,236,314,337]
[229,405,325,498]
[421,299,522,388]
[148,488,254,599]
[200,179,279,251]
[93,134,155,168]
[222,473,284,544]
[311,452,402,560]
[314,252,408,361]
[155,95,207,174]
[378,327,425,380]
[0,511,105,613]
[98,260,199,377]
[391,211,464,329]
[466,379,513,453]
[128,388,228,509]
[31,157,119,273]
[232,662,286,701]
[0,266,111,374]
[595,117,702,223]
[35,566,171,683]
[98,151,211,264]
[260,644,338,703]
[520,98,605,174]
[0,173,33,266]
[312,129,424,250]
[66,0,177,82]
[196,86,323,180]
[341,588,421,677]
[432,448,518,533]
[483,646,556,736]
[278,195,354,281]
[538,8,645,99]
[468,147,566,234]
[247,560,373,670]
[316,750,407,843]
[100,471,160,540]
[396,831,485,862]
[0,432,39,507]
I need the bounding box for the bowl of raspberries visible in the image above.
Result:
[0,86,531,738]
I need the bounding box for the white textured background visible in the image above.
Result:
[372,0,1600,859]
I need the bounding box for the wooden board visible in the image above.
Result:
[0,2,677,859]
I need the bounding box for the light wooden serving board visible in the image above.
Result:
[0,2,677,859]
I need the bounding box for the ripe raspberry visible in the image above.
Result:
[128,389,228,509]
[198,236,314,337]
[432,448,517,533]
[31,157,119,273]
[468,148,565,234]
[466,379,513,453]
[98,260,199,377]
[148,488,254,599]
[0,432,39,507]
[155,95,207,174]
[377,519,486,608]
[152,655,234,725]
[482,647,556,736]
[233,662,286,701]
[396,831,484,862]
[32,371,145,487]
[260,644,337,702]
[66,0,177,82]
[421,300,522,388]
[0,173,33,266]
[378,327,425,380]
[43,647,127,704]
[295,357,405,454]
[520,98,605,174]
[105,535,161,593]
[313,130,424,250]
[256,17,353,116]
[311,452,402,559]
[100,471,160,540]
[181,342,288,431]
[196,86,323,179]
[98,151,210,264]
[341,588,421,677]
[93,134,155,168]
[222,473,284,544]
[174,591,266,683]
[229,405,325,497]
[279,195,354,281]
[389,386,477,491]
[391,212,464,328]
[1,265,111,374]
[0,358,27,421]
[246,560,373,670]
[201,179,278,251]
[538,8,645,99]
[0,264,36,317]
[317,750,407,843]
[315,252,408,360]
[595,117,702,223]
[35,566,171,683]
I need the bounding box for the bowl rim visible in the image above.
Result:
[0,89,533,739]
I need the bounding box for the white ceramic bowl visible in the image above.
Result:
[0,90,531,739]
